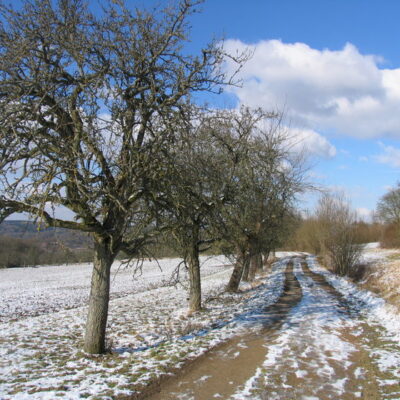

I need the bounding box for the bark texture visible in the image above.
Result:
[188,225,202,311]
[248,254,258,282]
[256,253,263,271]
[263,251,271,269]
[240,254,250,281]
[84,239,115,354]
[226,249,246,292]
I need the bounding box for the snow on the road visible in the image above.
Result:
[307,255,400,342]
[1,249,400,399]
[234,258,360,399]
[0,255,290,399]
[234,256,400,399]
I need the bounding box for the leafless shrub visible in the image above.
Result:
[316,193,363,276]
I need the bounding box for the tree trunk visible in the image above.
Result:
[226,248,245,292]
[270,249,276,267]
[248,254,257,281]
[187,224,202,312]
[256,253,263,271]
[263,250,270,270]
[241,255,250,281]
[84,237,116,354]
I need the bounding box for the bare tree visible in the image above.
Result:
[159,107,249,311]
[316,193,362,276]
[214,108,308,292]
[0,0,245,353]
[377,184,400,225]
[159,109,222,311]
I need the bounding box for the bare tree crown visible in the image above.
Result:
[0,0,245,253]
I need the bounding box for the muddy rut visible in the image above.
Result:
[253,260,400,400]
[145,261,302,400]
[144,258,400,400]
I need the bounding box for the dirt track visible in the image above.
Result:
[144,258,400,400]
[146,261,302,400]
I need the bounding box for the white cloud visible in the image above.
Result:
[223,39,400,138]
[286,127,336,159]
[356,207,373,221]
[375,142,400,168]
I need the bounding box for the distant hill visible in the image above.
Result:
[0,220,92,249]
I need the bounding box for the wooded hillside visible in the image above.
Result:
[0,221,93,267]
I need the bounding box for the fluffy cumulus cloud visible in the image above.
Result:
[223,39,400,139]
[286,127,336,159]
[375,142,400,168]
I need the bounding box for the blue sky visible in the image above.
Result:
[8,0,400,220]
[179,0,400,218]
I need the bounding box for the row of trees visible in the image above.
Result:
[163,107,307,308]
[0,0,307,354]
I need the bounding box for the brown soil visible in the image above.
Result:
[132,258,400,400]
[142,260,302,400]
[262,261,382,399]
[301,260,351,309]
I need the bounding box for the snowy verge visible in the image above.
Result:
[0,255,291,400]
[233,256,400,399]
[307,255,400,342]
[233,258,360,399]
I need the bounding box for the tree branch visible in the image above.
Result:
[0,198,102,233]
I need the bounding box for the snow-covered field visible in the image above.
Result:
[0,254,292,399]
[359,243,399,267]
[0,257,233,323]
[1,247,400,399]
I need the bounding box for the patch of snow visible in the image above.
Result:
[0,255,291,399]
[307,255,400,342]
[232,367,263,400]
[295,370,308,378]
[363,242,380,249]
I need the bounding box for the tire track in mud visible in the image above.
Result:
[143,260,302,400]
[253,259,399,400]
[301,261,355,313]
[142,259,400,400]
[298,261,400,400]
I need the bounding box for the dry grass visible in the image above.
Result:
[357,250,400,312]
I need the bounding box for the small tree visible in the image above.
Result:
[377,184,400,225]
[316,193,362,276]
[0,0,245,353]
[377,184,400,247]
